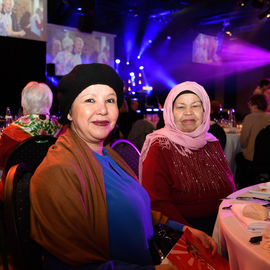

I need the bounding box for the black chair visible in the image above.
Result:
[2,135,56,270]
[252,125,270,183]
[4,163,43,270]
[208,123,227,150]
[0,200,8,270]
[111,139,141,177]
[4,135,57,178]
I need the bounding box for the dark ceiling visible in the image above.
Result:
[48,0,270,35]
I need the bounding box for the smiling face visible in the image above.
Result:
[3,0,12,14]
[173,93,203,132]
[67,84,119,151]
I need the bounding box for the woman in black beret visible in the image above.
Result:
[30,63,217,270]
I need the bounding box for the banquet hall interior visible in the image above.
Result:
[1,0,270,120]
[1,1,270,270]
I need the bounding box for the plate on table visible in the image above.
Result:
[248,182,270,197]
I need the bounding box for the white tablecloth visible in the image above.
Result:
[212,185,270,270]
[224,133,241,175]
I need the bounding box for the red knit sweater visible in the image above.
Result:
[141,138,236,225]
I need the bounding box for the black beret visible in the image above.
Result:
[57,63,124,124]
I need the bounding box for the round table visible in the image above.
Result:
[212,185,270,270]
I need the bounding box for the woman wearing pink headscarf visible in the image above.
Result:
[140,81,236,235]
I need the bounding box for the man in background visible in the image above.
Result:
[253,78,270,111]
[1,0,25,37]
[72,37,84,66]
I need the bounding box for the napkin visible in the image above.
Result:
[231,203,270,233]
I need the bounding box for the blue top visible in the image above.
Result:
[94,148,154,265]
[43,147,184,270]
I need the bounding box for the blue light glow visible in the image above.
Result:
[138,19,165,58]
[123,16,140,67]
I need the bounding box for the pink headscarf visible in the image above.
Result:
[139,81,217,181]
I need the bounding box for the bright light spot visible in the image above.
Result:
[167,36,171,40]
[115,59,120,64]
[126,61,130,65]
[130,72,135,77]
[139,66,144,70]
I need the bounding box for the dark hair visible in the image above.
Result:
[260,79,270,88]
[173,90,204,111]
[173,90,197,106]
[249,94,268,111]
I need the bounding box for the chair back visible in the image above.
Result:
[208,123,227,150]
[111,139,141,177]
[5,135,56,177]
[253,125,270,182]
[4,163,43,270]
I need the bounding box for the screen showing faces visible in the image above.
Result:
[0,0,47,41]
[46,23,115,76]
[192,33,222,64]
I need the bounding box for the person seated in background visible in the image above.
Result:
[30,64,217,270]
[156,111,165,129]
[0,81,62,200]
[210,100,222,121]
[118,98,143,138]
[209,100,226,150]
[253,78,270,95]
[253,78,270,111]
[140,81,236,235]
[116,97,130,138]
[235,94,270,188]
[128,113,159,152]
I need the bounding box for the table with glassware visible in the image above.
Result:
[213,183,270,270]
